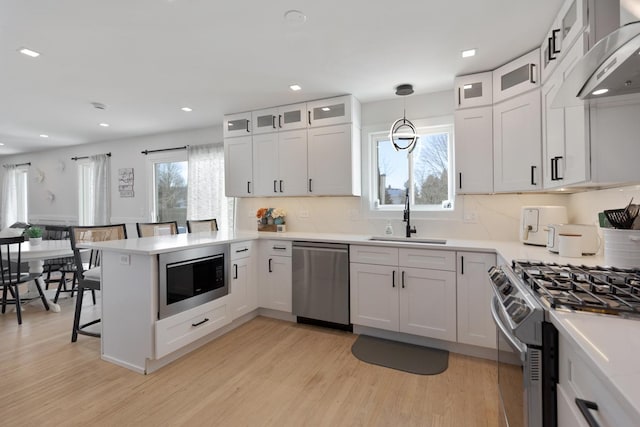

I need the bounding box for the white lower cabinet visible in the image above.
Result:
[230,241,257,320]
[558,331,636,427]
[155,297,231,359]
[258,240,292,312]
[350,245,456,341]
[456,252,497,349]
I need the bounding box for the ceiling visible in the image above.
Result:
[0,0,565,155]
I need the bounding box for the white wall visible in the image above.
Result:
[1,125,223,227]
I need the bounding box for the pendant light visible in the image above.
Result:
[389,84,418,153]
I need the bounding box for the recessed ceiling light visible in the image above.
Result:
[99,123,110,127]
[181,107,193,112]
[592,88,609,95]
[322,107,330,111]
[289,84,302,91]
[0,143,5,146]
[19,47,40,58]
[461,49,476,58]
[40,134,49,138]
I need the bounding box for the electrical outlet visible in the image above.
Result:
[298,209,310,219]
[119,254,130,265]
[463,212,478,223]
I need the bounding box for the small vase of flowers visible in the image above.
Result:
[256,207,286,232]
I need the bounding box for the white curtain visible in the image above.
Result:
[187,143,234,231]
[90,154,110,225]
[1,165,18,229]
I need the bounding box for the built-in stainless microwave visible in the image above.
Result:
[158,244,229,319]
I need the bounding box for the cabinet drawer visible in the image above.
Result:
[155,297,231,359]
[230,241,253,260]
[350,245,398,266]
[559,333,636,427]
[399,248,455,271]
[263,240,292,257]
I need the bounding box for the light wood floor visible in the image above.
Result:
[0,294,499,426]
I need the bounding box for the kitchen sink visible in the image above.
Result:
[368,236,447,245]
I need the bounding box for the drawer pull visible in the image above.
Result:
[235,248,249,253]
[575,398,601,427]
[192,318,210,327]
[273,246,287,250]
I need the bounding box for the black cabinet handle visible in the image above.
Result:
[273,246,287,250]
[308,178,312,192]
[547,38,556,62]
[550,157,557,181]
[530,165,537,186]
[392,270,396,288]
[457,87,461,106]
[235,248,248,253]
[273,180,278,193]
[530,64,537,84]
[268,258,272,273]
[461,256,464,275]
[401,270,405,288]
[555,156,563,180]
[247,181,251,194]
[192,318,209,327]
[279,180,283,193]
[272,115,276,129]
[308,110,312,125]
[233,263,238,279]
[551,29,561,54]
[459,172,462,189]
[278,114,282,128]
[246,120,250,133]
[575,398,601,427]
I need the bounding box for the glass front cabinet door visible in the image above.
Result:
[307,95,354,127]
[454,72,493,109]
[224,112,252,138]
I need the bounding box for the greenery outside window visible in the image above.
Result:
[371,124,454,212]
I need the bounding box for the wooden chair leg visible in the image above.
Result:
[14,284,22,325]
[1,284,7,314]
[91,289,97,305]
[54,272,67,303]
[71,285,84,342]
[33,279,50,311]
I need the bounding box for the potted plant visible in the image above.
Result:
[26,226,43,245]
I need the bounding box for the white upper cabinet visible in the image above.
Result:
[252,103,307,134]
[306,95,360,128]
[224,135,253,197]
[454,72,493,109]
[493,89,542,192]
[543,36,590,189]
[454,106,494,194]
[307,123,361,196]
[223,112,252,138]
[252,129,308,196]
[252,108,279,134]
[278,103,307,131]
[493,49,540,103]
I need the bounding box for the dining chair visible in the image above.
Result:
[37,225,74,290]
[69,224,127,342]
[0,236,50,324]
[186,218,218,233]
[136,221,179,238]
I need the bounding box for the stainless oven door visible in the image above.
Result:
[491,296,542,427]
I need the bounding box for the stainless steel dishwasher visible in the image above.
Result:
[292,241,350,329]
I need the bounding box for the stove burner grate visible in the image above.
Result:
[513,260,640,316]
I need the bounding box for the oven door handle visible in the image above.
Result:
[491,296,526,358]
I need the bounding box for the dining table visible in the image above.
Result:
[8,239,75,313]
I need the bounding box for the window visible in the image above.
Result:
[147,153,188,228]
[78,162,93,225]
[15,167,28,223]
[371,124,454,211]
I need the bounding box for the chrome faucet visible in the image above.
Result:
[403,188,417,238]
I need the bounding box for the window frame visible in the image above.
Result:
[15,166,29,223]
[361,115,461,220]
[145,151,188,224]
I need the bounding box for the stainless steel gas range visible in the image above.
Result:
[488,260,640,427]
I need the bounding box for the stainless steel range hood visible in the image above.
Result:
[553,21,640,107]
